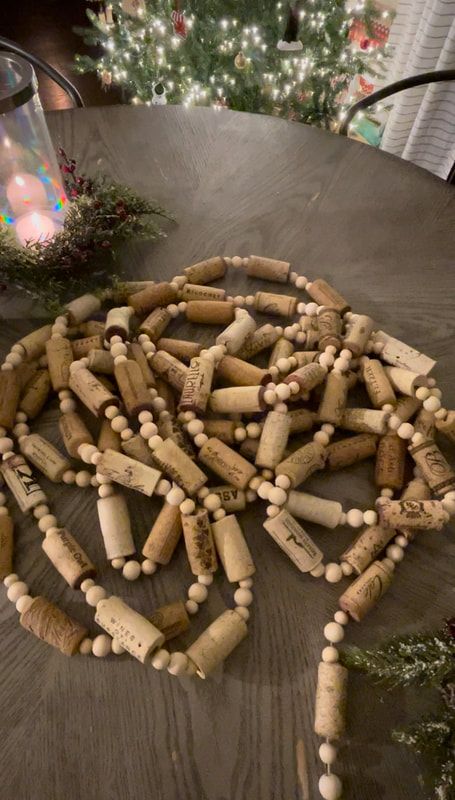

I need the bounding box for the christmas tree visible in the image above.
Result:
[74,0,386,128]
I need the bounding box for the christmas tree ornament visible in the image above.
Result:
[121,0,145,16]
[234,51,247,70]
[171,8,187,39]
[101,69,112,87]
[277,5,303,52]
[151,82,167,105]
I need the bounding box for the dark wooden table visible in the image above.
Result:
[1,107,454,800]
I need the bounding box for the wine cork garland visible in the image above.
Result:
[0,255,451,800]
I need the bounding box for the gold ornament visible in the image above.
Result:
[234,51,247,70]
[101,69,112,88]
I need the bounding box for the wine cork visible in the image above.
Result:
[20,596,87,656]
[95,596,164,663]
[343,315,374,357]
[17,324,52,360]
[299,315,319,332]
[268,337,294,367]
[384,366,429,397]
[156,337,202,363]
[117,280,155,296]
[1,454,46,512]
[156,378,176,415]
[104,307,131,341]
[42,528,96,589]
[69,367,119,418]
[97,418,122,452]
[127,343,157,387]
[397,478,432,540]
[339,560,393,621]
[276,441,327,488]
[0,370,20,430]
[327,434,378,470]
[317,308,342,350]
[0,515,13,580]
[288,408,316,434]
[201,419,237,445]
[122,434,155,466]
[211,514,255,582]
[152,437,207,495]
[373,330,436,375]
[255,410,290,469]
[408,439,455,496]
[362,358,396,408]
[263,508,323,572]
[209,386,266,414]
[150,351,188,392]
[211,485,246,512]
[378,498,449,531]
[216,355,269,387]
[286,491,343,529]
[16,362,37,391]
[292,351,321,368]
[414,408,436,439]
[254,291,297,317]
[317,371,348,425]
[237,324,280,360]
[306,279,350,315]
[186,301,235,325]
[436,410,455,444]
[375,433,407,490]
[128,282,178,316]
[114,359,153,416]
[65,294,101,325]
[149,601,190,642]
[179,356,214,414]
[283,363,327,393]
[71,335,104,359]
[340,408,390,435]
[79,320,105,337]
[303,330,320,351]
[86,348,115,375]
[157,415,195,460]
[181,283,226,302]
[97,448,161,496]
[59,411,94,458]
[45,337,73,391]
[20,434,70,483]
[142,501,182,564]
[183,256,226,285]
[186,609,247,679]
[199,437,257,490]
[341,525,396,574]
[97,492,135,559]
[246,254,290,283]
[216,311,257,355]
[139,307,172,341]
[314,662,348,739]
[182,509,218,575]
[395,395,421,423]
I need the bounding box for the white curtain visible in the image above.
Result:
[380,0,455,179]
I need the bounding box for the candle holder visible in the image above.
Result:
[0,52,67,245]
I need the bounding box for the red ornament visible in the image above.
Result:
[171,10,187,38]
[359,37,370,51]
[359,76,374,94]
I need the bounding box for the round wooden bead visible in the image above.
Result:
[334,610,349,625]
[275,474,291,490]
[38,514,58,533]
[180,498,196,515]
[15,595,33,613]
[168,652,189,676]
[122,560,141,581]
[346,509,363,528]
[79,638,93,655]
[198,574,213,586]
[203,494,222,512]
[363,509,378,526]
[80,578,95,593]
[185,600,199,615]
[156,479,172,496]
[323,622,345,643]
[111,639,125,655]
[268,487,287,506]
[141,559,157,575]
[166,487,186,506]
[318,774,343,800]
[397,422,414,439]
[92,634,111,657]
[319,743,337,765]
[7,581,29,603]
[325,563,343,583]
[188,583,208,603]
[111,557,125,569]
[386,544,404,563]
[4,573,19,587]
[85,586,107,607]
[233,587,253,607]
[235,605,250,621]
[423,396,441,412]
[151,648,171,670]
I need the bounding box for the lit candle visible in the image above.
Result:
[6,172,47,215]
[15,211,56,246]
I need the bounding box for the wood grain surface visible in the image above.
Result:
[1,106,454,800]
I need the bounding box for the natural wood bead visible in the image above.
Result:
[246,254,290,283]
[71,335,104,359]
[326,434,378,470]
[378,498,449,531]
[59,412,94,458]
[183,256,226,285]
[340,408,390,435]
[20,596,87,656]
[20,434,71,483]
[263,508,323,572]
[362,358,396,408]
[384,366,428,398]
[121,434,156,466]
[287,407,316,434]
[65,294,101,325]
[128,282,178,316]
[216,355,269,387]
[254,291,297,317]
[86,348,115,375]
[306,279,350,315]
[340,525,396,574]
[152,437,207,495]
[142,501,182,564]
[1,454,47,513]
[373,330,436,375]
[42,528,96,589]
[45,337,73,391]
[286,491,342,529]
[343,314,374,357]
[97,493,135,559]
[211,513,255,582]
[408,439,455,496]
[97,448,161,496]
[179,356,214,414]
[181,283,226,302]
[139,307,172,341]
[317,372,348,426]
[255,410,290,470]
[186,300,235,325]
[209,386,266,415]
[317,308,342,351]
[182,508,218,575]
[19,369,51,421]
[283,363,326,394]
[127,343,157,387]
[236,324,281,360]
[114,359,153,417]
[216,310,256,355]
[375,433,407,491]
[211,485,246,512]
[199,437,257,490]
[149,351,188,392]
[185,608,247,679]
[97,418,122,452]
[0,370,20,429]
[276,441,327,488]
[314,662,348,739]
[95,596,164,663]
[156,337,202,363]
[149,601,190,641]
[69,367,120,418]
[0,515,13,580]
[200,419,237,445]
[79,320,105,337]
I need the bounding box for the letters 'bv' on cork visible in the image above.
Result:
[186,609,248,679]
[97,418,122,452]
[183,256,226,285]
[87,348,115,375]
[20,596,87,656]
[139,308,172,341]
[201,419,237,445]
[69,367,120,418]
[246,255,290,284]
[45,337,73,391]
[341,525,396,574]
[284,363,327,393]
[127,343,156,388]
[409,439,455,496]
[396,478,432,541]
[211,514,255,583]
[209,386,266,415]
[254,291,297,317]
[97,448,161,497]
[306,279,351,315]
[255,410,290,469]
[122,434,155,466]
[17,324,52,360]
[128,282,178,316]
[327,434,378,471]
[378,498,449,531]
[339,560,393,621]
[0,515,13,580]
[97,493,135,560]
[156,337,202,363]
[317,372,348,426]
[317,309,342,351]
[340,408,390,436]
[362,358,396,408]
[1,454,46,513]
[343,314,375,358]
[71,335,104,359]
[436,410,455,445]
[211,485,246,512]
[42,528,96,589]
[263,508,323,572]
[199,437,257,490]
[0,370,20,429]
[186,300,235,325]
[314,662,348,740]
[216,355,269,387]
[287,408,316,434]
[268,337,294,366]
[19,370,51,419]
[182,508,218,575]
[142,501,182,564]
[237,324,281,361]
[95,596,164,663]
[59,411,94,459]
[114,359,153,417]
[153,437,207,495]
[181,283,226,302]
[179,356,214,414]
[375,433,407,491]
[149,601,190,641]
[216,311,257,355]
[276,441,327,488]
[20,433,71,483]
[149,351,188,392]
[286,491,342,529]
[65,294,101,325]
[414,408,435,439]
